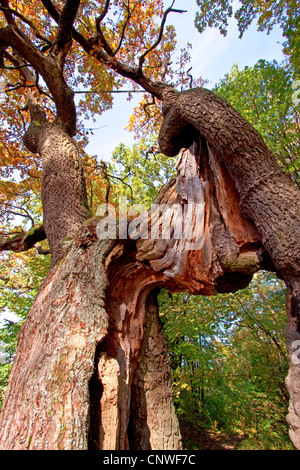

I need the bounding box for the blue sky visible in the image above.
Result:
[85,2,285,161]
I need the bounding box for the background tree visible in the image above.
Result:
[194,0,300,77]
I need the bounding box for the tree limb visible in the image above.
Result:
[113,1,141,56]
[91,0,114,56]
[137,1,186,74]
[1,203,36,227]
[0,24,77,135]
[95,0,110,28]
[0,224,47,253]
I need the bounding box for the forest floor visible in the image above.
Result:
[180,420,248,450]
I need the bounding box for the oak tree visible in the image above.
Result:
[0,0,299,450]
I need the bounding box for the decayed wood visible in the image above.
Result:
[91,140,265,449]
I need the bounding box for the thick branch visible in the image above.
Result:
[50,0,80,66]
[0,0,16,26]
[0,224,47,253]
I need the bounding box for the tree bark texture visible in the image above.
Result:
[23,96,90,263]
[128,292,182,450]
[0,140,267,450]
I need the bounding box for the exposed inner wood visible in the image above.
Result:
[97,139,266,449]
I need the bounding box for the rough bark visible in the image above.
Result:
[0,223,46,253]
[23,96,90,263]
[159,87,300,282]
[0,142,266,450]
[0,2,298,445]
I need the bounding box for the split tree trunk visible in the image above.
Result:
[0,140,266,450]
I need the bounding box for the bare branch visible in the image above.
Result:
[3,50,36,82]
[138,1,186,74]
[50,0,81,66]
[142,94,156,127]
[107,173,134,202]
[73,89,145,94]
[90,0,114,55]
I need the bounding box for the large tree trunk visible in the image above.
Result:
[0,228,181,449]
[0,139,266,449]
[1,85,298,450]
